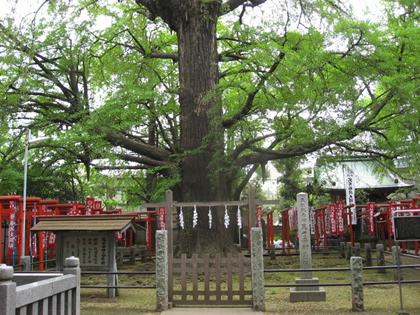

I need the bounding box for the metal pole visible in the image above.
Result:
[21,130,49,259]
[396,246,409,315]
[21,129,30,258]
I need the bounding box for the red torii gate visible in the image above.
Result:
[280,207,294,254]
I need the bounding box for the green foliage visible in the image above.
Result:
[0,0,418,207]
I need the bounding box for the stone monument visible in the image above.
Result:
[290,192,326,302]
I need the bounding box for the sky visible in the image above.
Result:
[3,0,384,22]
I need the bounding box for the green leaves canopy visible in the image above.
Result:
[0,0,418,204]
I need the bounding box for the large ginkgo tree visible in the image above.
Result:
[1,0,418,254]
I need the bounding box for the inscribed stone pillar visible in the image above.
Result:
[155,230,168,311]
[290,193,326,302]
[251,228,265,312]
[297,192,312,279]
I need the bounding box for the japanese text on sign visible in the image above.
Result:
[63,234,109,267]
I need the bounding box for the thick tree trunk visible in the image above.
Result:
[175,1,233,255]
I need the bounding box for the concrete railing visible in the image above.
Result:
[0,256,81,315]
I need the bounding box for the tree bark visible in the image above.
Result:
[176,1,233,255]
[137,0,234,255]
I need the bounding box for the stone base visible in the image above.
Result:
[290,277,326,302]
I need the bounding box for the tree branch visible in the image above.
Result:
[104,129,171,163]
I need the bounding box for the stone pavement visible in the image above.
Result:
[161,308,264,314]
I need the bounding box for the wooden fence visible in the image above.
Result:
[170,253,252,307]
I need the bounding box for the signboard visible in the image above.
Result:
[393,215,420,241]
[345,169,357,225]
[61,232,110,269]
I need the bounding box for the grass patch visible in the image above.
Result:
[81,252,420,314]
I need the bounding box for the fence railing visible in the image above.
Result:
[264,243,420,312]
[264,264,420,287]
[0,256,81,315]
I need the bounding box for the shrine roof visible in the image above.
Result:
[315,158,414,191]
[31,215,136,233]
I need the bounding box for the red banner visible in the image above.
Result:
[32,234,38,258]
[337,202,344,235]
[8,212,16,254]
[257,207,262,228]
[388,202,396,236]
[47,232,56,247]
[86,197,94,215]
[68,203,80,215]
[367,202,375,235]
[159,207,166,230]
[329,204,337,235]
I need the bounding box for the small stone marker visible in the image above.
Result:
[290,192,326,302]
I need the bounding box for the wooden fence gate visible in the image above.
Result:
[169,253,252,307]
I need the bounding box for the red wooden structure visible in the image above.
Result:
[278,195,420,254]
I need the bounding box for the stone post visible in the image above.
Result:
[269,245,276,261]
[351,257,364,312]
[116,248,123,266]
[364,243,372,267]
[155,230,168,312]
[297,193,312,280]
[354,243,361,257]
[129,247,136,265]
[251,228,265,312]
[339,242,345,258]
[392,246,403,281]
[345,242,352,260]
[0,264,16,315]
[290,192,325,302]
[20,256,31,271]
[376,244,385,273]
[140,245,147,263]
[64,256,81,315]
